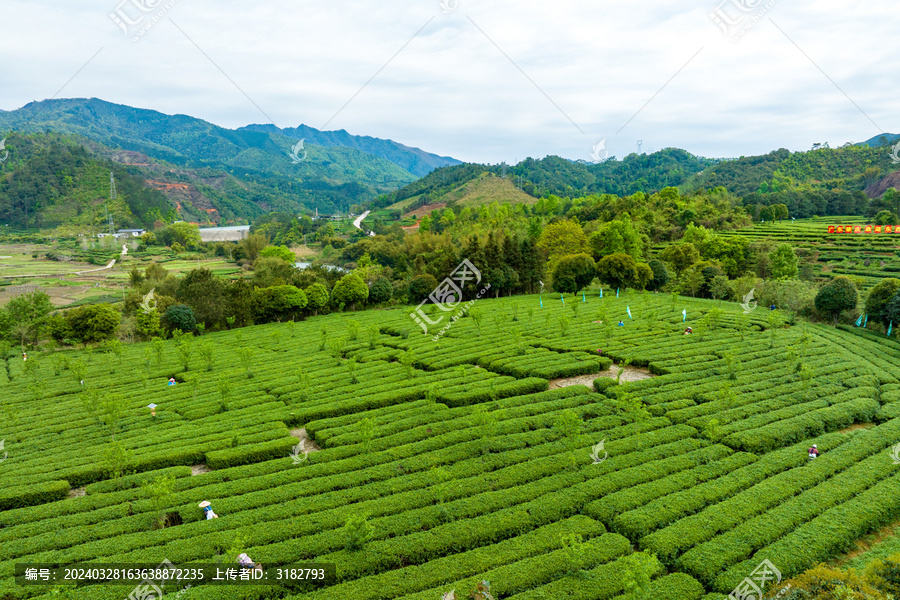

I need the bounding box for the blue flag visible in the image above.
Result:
[599,288,603,298]
[540,296,543,308]
[626,306,632,320]
[856,315,863,327]
[889,321,893,337]
[682,308,687,323]
[582,291,586,302]
[616,288,620,298]
[864,314,868,328]
[561,294,565,305]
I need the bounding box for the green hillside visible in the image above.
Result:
[0,133,170,230]
[0,99,419,215]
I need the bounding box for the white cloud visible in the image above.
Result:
[0,0,896,164]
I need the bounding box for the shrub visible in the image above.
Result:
[65,304,121,343]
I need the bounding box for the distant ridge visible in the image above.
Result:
[241,123,461,177]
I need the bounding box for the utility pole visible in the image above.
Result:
[106,172,117,236]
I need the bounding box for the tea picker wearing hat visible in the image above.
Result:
[199,500,218,519]
[808,444,819,460]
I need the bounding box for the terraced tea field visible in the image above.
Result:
[2,291,900,600]
[713,216,900,290]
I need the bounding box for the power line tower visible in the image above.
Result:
[637,140,643,154]
[106,171,117,236]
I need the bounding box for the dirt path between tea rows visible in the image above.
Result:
[549,365,655,389]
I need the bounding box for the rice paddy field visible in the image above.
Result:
[2,290,900,599]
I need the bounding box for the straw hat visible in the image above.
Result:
[198,501,211,508]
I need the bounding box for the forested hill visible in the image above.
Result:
[0,133,170,230]
[241,123,461,178]
[374,141,900,221]
[0,98,436,215]
[0,132,407,229]
[372,149,717,211]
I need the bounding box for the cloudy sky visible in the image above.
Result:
[0,0,896,165]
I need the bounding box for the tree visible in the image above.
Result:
[660,243,699,275]
[596,253,639,290]
[259,245,295,263]
[369,277,393,304]
[769,243,799,280]
[882,293,900,331]
[4,291,53,347]
[632,262,653,290]
[866,278,900,327]
[702,236,748,278]
[332,273,369,310]
[536,221,587,264]
[160,222,201,249]
[305,283,330,315]
[235,233,268,262]
[709,275,733,301]
[588,220,645,261]
[66,304,122,343]
[552,253,596,294]
[176,268,226,329]
[252,285,307,323]
[875,210,899,226]
[815,276,858,325]
[409,274,439,302]
[164,304,197,332]
[646,259,669,291]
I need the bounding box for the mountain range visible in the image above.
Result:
[1,97,898,230]
[0,98,459,227]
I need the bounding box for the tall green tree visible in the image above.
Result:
[332,273,369,310]
[815,276,858,325]
[537,220,587,265]
[596,253,639,290]
[588,219,645,262]
[304,283,330,315]
[866,278,900,327]
[769,243,799,280]
[2,291,53,347]
[66,304,122,343]
[552,254,596,294]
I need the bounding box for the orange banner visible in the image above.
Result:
[828,225,836,233]
[889,226,895,233]
[865,225,874,233]
[875,225,882,233]
[855,226,863,233]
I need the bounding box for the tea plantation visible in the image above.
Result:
[2,291,899,600]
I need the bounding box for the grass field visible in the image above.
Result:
[2,291,900,599]
[0,245,242,308]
